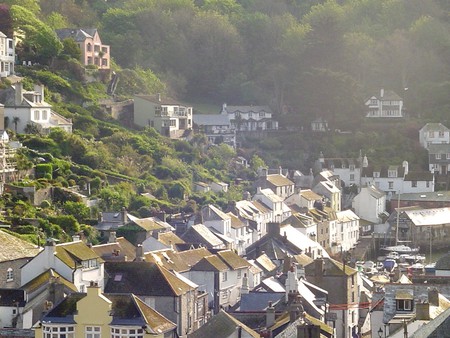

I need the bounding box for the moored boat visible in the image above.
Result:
[381,244,419,254]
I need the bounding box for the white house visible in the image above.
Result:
[284,189,323,210]
[419,123,450,149]
[352,185,386,224]
[1,83,72,133]
[361,161,435,198]
[133,94,193,138]
[227,212,254,255]
[256,167,295,200]
[312,180,341,212]
[333,209,360,252]
[234,199,272,240]
[221,103,278,132]
[365,88,404,118]
[252,187,291,223]
[20,239,104,292]
[193,113,236,147]
[0,31,14,78]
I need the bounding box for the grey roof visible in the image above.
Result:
[364,185,385,198]
[411,307,450,338]
[225,105,272,114]
[134,94,186,106]
[391,191,450,202]
[239,292,284,311]
[181,224,224,248]
[428,143,450,154]
[193,114,231,126]
[55,28,98,42]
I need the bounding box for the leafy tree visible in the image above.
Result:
[63,201,91,222]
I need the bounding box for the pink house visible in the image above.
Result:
[55,28,110,69]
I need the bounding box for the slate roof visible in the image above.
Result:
[187,309,260,338]
[203,204,230,221]
[391,191,450,202]
[266,174,294,187]
[0,85,52,108]
[363,185,385,198]
[225,105,272,114]
[227,212,246,229]
[55,28,98,42]
[270,311,334,336]
[361,164,407,178]
[55,241,103,269]
[21,269,77,294]
[404,171,434,181]
[0,230,41,262]
[145,248,211,272]
[104,261,193,296]
[193,114,231,126]
[239,292,284,311]
[305,258,357,277]
[427,143,450,154]
[255,253,277,273]
[217,250,251,270]
[157,232,185,247]
[180,223,224,248]
[404,207,450,226]
[322,157,361,169]
[300,190,322,201]
[191,255,229,272]
[91,237,136,261]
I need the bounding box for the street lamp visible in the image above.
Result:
[378,327,383,338]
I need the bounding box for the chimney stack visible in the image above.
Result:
[136,244,145,262]
[266,301,275,328]
[315,258,324,282]
[108,231,117,244]
[428,288,439,306]
[241,273,249,294]
[15,82,23,106]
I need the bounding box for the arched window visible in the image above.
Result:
[87,43,92,52]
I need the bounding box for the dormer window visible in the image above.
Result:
[82,259,98,270]
[6,268,13,282]
[388,170,397,177]
[396,299,413,311]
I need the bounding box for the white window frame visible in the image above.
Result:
[6,268,13,282]
[110,326,144,338]
[85,326,101,338]
[42,325,75,338]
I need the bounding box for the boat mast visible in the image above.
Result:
[395,193,400,246]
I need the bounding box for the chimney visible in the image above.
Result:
[15,82,23,105]
[319,152,324,164]
[121,207,128,224]
[314,258,324,282]
[221,103,227,114]
[285,263,299,302]
[267,222,280,237]
[72,234,80,242]
[415,301,430,320]
[380,88,384,97]
[428,288,439,306]
[266,301,275,328]
[297,325,320,338]
[279,166,283,175]
[289,293,304,323]
[157,93,161,102]
[136,244,145,262]
[34,84,44,102]
[86,281,101,296]
[108,231,117,244]
[241,273,249,294]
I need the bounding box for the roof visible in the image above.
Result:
[21,269,78,294]
[227,212,246,229]
[134,94,188,106]
[395,290,413,300]
[157,232,185,247]
[266,174,294,187]
[55,241,103,269]
[0,289,26,307]
[217,250,251,270]
[187,310,260,338]
[362,185,386,199]
[0,230,41,262]
[269,311,334,335]
[404,207,450,226]
[193,114,231,126]
[239,292,284,311]
[427,143,450,154]
[404,171,434,181]
[181,224,224,248]
[127,214,169,232]
[306,257,357,277]
[300,189,322,201]
[104,261,193,296]
[225,105,272,114]
[55,28,99,42]
[420,123,450,132]
[336,209,360,222]
[131,295,177,334]
[203,204,231,221]
[145,247,211,272]
[255,253,277,272]
[391,191,450,202]
[254,188,284,203]
[191,255,229,272]
[91,237,136,261]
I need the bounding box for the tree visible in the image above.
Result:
[63,201,91,222]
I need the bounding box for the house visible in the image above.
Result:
[226,212,254,255]
[193,181,210,193]
[282,212,317,241]
[193,113,236,147]
[0,230,41,289]
[0,31,15,78]
[310,117,328,132]
[104,261,207,335]
[34,282,177,338]
[234,199,272,240]
[312,178,341,212]
[427,143,450,175]
[210,181,228,193]
[20,238,104,292]
[284,189,323,211]
[55,28,110,70]
[221,103,278,132]
[133,94,193,138]
[361,161,435,198]
[123,214,174,246]
[352,184,387,224]
[186,250,250,313]
[256,167,295,200]
[252,187,291,223]
[365,88,404,118]
[0,82,72,133]
[187,310,259,338]
[334,209,360,252]
[95,208,128,240]
[0,288,27,328]
[180,223,227,250]
[315,153,369,189]
[419,123,450,149]
[305,257,360,338]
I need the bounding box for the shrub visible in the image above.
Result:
[36,163,53,179]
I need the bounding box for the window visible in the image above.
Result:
[42,110,48,120]
[102,59,108,67]
[439,131,445,138]
[101,47,108,53]
[373,172,380,178]
[110,327,144,338]
[237,270,242,279]
[170,119,176,127]
[397,299,412,311]
[447,153,450,160]
[429,131,434,137]
[388,181,394,190]
[350,174,355,181]
[43,325,75,338]
[94,45,100,52]
[411,181,417,188]
[87,43,92,52]
[427,181,430,188]
[82,259,98,270]
[349,165,355,171]
[87,56,93,64]
[259,112,265,117]
[388,170,397,177]
[86,326,101,338]
[436,153,441,159]
[6,268,13,282]
[34,110,40,120]
[222,271,228,282]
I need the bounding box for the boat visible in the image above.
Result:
[383,258,398,272]
[424,262,436,275]
[408,263,425,276]
[399,254,426,264]
[381,244,419,254]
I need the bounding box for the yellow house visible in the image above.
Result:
[34,282,177,338]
